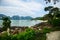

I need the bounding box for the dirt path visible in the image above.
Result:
[46,31,60,40]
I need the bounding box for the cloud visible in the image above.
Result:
[0,0,44,17]
[54,2,60,8]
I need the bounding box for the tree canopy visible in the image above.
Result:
[45,0,60,4]
[2,17,11,31]
[44,6,60,27]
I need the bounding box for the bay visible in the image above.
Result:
[0,20,43,27]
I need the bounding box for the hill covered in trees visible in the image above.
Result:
[0,14,33,20]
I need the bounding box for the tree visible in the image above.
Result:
[44,6,60,26]
[2,17,11,31]
[44,6,60,19]
[43,14,53,21]
[44,0,60,4]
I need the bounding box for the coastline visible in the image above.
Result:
[0,21,52,33]
[0,22,51,30]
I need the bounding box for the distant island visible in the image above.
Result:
[0,14,45,20]
[0,14,33,20]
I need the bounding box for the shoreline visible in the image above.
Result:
[0,22,51,29]
[0,22,52,32]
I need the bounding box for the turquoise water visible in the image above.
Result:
[0,20,42,27]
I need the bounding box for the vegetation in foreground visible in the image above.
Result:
[0,27,52,40]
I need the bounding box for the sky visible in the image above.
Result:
[0,0,60,18]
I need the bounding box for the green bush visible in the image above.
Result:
[0,28,47,40]
[52,19,60,26]
[17,28,36,40]
[42,27,52,33]
[0,32,11,40]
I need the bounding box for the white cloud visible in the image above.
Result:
[54,2,60,8]
[0,0,44,17]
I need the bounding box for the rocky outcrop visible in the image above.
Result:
[32,22,52,29]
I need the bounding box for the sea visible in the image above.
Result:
[0,20,44,27]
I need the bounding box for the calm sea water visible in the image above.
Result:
[0,20,43,27]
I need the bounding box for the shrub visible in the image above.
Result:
[52,19,60,27]
[42,27,52,33]
[0,28,48,40]
[0,31,11,40]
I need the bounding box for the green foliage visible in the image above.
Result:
[0,31,11,40]
[17,28,36,40]
[44,6,53,11]
[33,17,44,20]
[2,17,11,31]
[42,27,52,33]
[50,19,60,31]
[44,6,60,29]
[45,0,60,4]
[52,19,60,26]
[11,34,18,40]
[0,28,48,40]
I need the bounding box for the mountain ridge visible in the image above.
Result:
[0,14,33,20]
